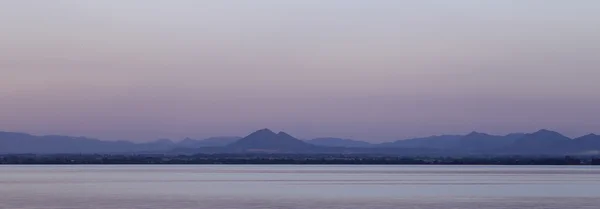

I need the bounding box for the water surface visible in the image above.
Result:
[1,165,599,209]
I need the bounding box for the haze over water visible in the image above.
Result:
[2,165,600,209]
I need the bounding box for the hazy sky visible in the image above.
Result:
[1,1,599,141]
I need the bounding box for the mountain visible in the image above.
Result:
[306,138,372,147]
[178,138,200,147]
[227,129,315,152]
[381,135,464,149]
[0,132,179,154]
[572,134,600,154]
[379,132,523,153]
[181,130,442,155]
[136,139,177,151]
[454,132,519,152]
[504,129,572,154]
[0,132,137,154]
[2,129,598,155]
[178,137,241,148]
[197,137,241,146]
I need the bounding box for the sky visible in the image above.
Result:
[1,1,599,142]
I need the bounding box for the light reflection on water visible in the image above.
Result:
[1,165,600,209]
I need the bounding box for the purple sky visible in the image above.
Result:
[1,1,599,142]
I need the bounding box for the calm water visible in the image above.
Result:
[1,165,600,209]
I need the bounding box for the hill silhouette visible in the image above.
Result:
[504,129,572,154]
[227,129,315,152]
[379,135,463,149]
[2,129,600,155]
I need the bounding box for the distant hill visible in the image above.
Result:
[178,137,241,148]
[3,129,600,156]
[0,132,226,154]
[571,134,600,155]
[380,135,464,149]
[504,129,572,154]
[306,138,372,147]
[0,132,141,154]
[573,134,600,149]
[376,130,594,155]
[454,132,522,152]
[227,129,315,152]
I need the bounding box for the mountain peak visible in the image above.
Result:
[529,129,570,139]
[509,129,571,149]
[466,131,489,137]
[227,129,313,152]
[258,128,274,132]
[576,133,599,140]
[535,129,558,134]
[530,129,567,137]
[249,128,277,136]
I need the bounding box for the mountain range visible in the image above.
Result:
[1,129,600,155]
[0,131,239,154]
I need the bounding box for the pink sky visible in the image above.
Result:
[1,1,599,141]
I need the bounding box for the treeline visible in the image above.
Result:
[1,154,600,165]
